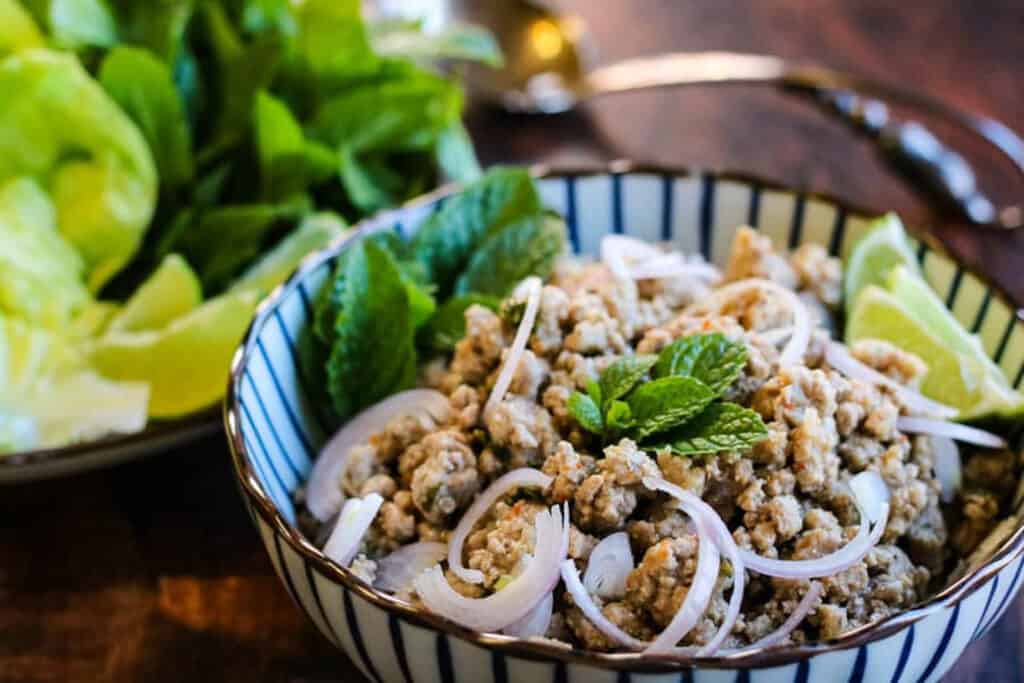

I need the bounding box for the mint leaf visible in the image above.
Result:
[179,198,312,292]
[99,46,193,188]
[585,379,602,407]
[652,403,768,456]
[310,63,464,213]
[436,119,482,183]
[312,230,408,346]
[413,167,542,296]
[369,18,504,67]
[253,89,311,202]
[418,293,501,353]
[598,354,658,407]
[453,211,566,297]
[326,240,417,420]
[294,0,378,80]
[402,277,436,330]
[654,333,747,396]
[568,392,603,435]
[627,376,716,440]
[605,400,634,434]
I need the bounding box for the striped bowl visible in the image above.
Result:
[226,162,1024,683]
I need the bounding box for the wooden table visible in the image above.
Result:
[3,2,1023,681]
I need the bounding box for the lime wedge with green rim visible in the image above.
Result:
[88,289,259,418]
[887,265,1015,389]
[107,253,202,333]
[843,213,920,313]
[847,285,1021,419]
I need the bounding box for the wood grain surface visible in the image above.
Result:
[2,1,1023,681]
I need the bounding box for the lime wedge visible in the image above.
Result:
[24,371,149,448]
[887,265,1015,389]
[232,212,346,295]
[70,300,120,339]
[847,286,985,407]
[108,253,202,333]
[88,289,260,418]
[847,285,1020,418]
[843,213,920,312]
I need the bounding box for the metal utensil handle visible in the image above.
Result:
[583,52,1024,229]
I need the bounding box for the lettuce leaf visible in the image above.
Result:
[0,49,157,291]
[0,177,89,329]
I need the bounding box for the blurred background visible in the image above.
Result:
[3,1,1023,681]
[463,0,1024,307]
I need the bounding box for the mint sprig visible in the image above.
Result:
[653,333,747,395]
[567,391,603,434]
[651,403,768,455]
[566,334,766,456]
[627,376,715,440]
[598,354,657,407]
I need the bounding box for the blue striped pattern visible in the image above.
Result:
[890,626,914,683]
[970,575,1000,643]
[747,182,763,228]
[918,602,959,682]
[847,646,867,682]
[233,170,1024,683]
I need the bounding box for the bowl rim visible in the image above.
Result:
[225,159,1024,672]
[0,405,220,478]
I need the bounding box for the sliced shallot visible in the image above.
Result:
[561,559,648,650]
[449,468,554,584]
[824,342,957,419]
[374,541,448,594]
[414,504,569,632]
[323,493,384,568]
[896,416,1007,449]
[697,279,811,368]
[738,471,890,579]
[503,592,554,638]
[931,435,962,503]
[629,253,722,283]
[483,277,543,417]
[600,235,721,283]
[601,234,662,280]
[757,326,794,346]
[642,476,746,656]
[583,532,634,599]
[306,389,449,522]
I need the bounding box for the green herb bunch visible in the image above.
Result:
[305,167,567,427]
[10,0,503,297]
[568,333,768,456]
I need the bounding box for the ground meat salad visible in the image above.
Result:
[297,226,1021,655]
